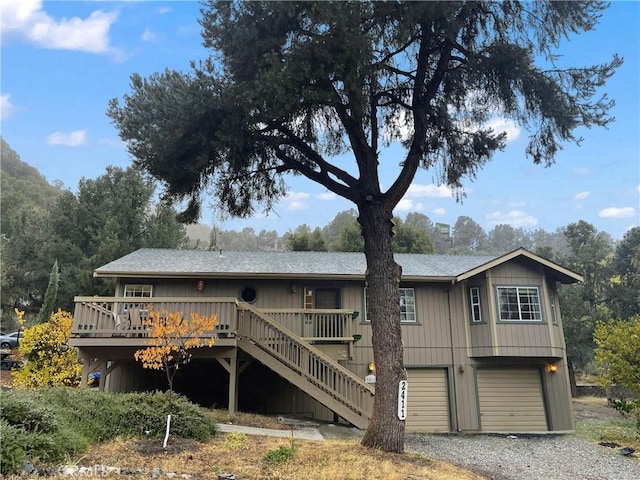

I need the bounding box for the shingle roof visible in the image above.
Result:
[94,248,499,280]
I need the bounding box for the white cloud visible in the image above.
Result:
[157,7,172,14]
[141,28,156,42]
[405,183,454,199]
[47,130,87,146]
[637,184,640,194]
[432,208,446,216]
[574,191,590,201]
[484,118,521,143]
[486,210,539,228]
[283,191,310,210]
[1,94,16,120]
[395,199,424,212]
[598,207,636,219]
[317,191,337,201]
[1,0,119,54]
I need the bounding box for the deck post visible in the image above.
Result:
[98,360,107,391]
[228,353,239,416]
[80,355,90,388]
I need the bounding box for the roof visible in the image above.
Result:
[94,248,582,284]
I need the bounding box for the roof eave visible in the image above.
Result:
[95,271,458,283]
[94,271,367,281]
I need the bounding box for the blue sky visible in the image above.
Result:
[1,1,638,239]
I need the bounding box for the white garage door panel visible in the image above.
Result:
[405,369,450,433]
[477,369,547,432]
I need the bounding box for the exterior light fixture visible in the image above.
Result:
[197,280,205,291]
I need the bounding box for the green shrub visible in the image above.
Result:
[594,316,640,431]
[0,420,28,475]
[0,388,217,476]
[1,394,59,433]
[262,445,295,465]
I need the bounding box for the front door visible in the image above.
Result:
[314,288,342,337]
[314,288,340,310]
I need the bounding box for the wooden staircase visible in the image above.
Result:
[236,303,374,429]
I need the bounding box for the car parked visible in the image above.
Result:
[0,331,22,350]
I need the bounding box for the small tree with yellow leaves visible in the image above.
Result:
[134,309,217,399]
[134,309,217,447]
[12,309,82,388]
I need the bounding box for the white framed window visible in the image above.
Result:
[469,287,482,323]
[124,284,153,298]
[497,286,542,322]
[399,288,416,323]
[364,287,416,323]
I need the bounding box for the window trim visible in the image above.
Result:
[469,286,483,323]
[363,287,418,324]
[495,285,544,322]
[123,284,153,298]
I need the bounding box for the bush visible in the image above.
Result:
[0,388,217,476]
[0,420,28,475]
[12,309,82,387]
[1,394,59,433]
[594,316,640,431]
[262,445,296,465]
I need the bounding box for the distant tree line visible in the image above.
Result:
[1,138,188,329]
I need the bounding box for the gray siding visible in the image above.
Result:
[101,255,573,433]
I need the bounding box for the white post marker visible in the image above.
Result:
[397,380,408,420]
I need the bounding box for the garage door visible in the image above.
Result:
[405,369,450,433]
[476,368,547,432]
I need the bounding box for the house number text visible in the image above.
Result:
[397,380,408,420]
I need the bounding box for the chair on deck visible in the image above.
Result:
[128,308,148,337]
[112,311,130,337]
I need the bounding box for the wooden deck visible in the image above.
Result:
[70,296,372,427]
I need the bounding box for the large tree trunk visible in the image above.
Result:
[359,202,405,453]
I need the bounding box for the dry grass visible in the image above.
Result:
[73,434,487,480]
[573,397,640,451]
[574,395,610,407]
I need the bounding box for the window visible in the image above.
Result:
[549,288,558,325]
[124,284,153,297]
[364,287,417,323]
[241,286,257,303]
[399,288,416,323]
[469,287,482,323]
[497,286,542,322]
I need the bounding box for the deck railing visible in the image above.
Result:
[71,297,238,338]
[237,303,374,427]
[258,308,357,342]
[72,298,359,342]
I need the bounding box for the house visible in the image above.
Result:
[69,247,581,433]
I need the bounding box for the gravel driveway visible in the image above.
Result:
[405,433,640,480]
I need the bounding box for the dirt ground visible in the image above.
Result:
[0,367,15,388]
[573,396,625,422]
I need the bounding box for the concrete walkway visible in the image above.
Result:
[216,422,364,442]
[216,423,325,441]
